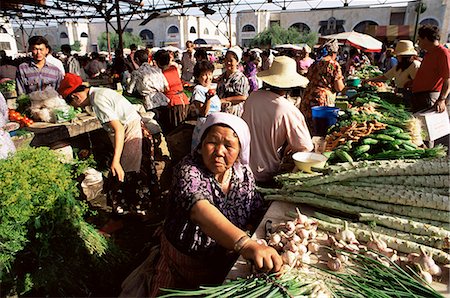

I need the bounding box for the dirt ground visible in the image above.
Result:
[80,131,179,297]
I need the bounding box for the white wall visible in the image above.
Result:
[0,18,18,57]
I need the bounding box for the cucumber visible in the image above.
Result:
[401,143,417,151]
[391,139,403,146]
[387,125,404,132]
[335,149,354,162]
[380,127,403,135]
[353,145,371,156]
[402,140,418,149]
[358,152,370,160]
[361,138,378,145]
[394,132,412,140]
[322,151,333,158]
[372,134,395,142]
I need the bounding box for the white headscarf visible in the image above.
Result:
[194,112,251,179]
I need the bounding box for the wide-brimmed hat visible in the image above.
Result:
[257,56,309,88]
[394,40,417,56]
[58,73,83,99]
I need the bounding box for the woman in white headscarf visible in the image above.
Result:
[0,92,16,159]
[145,112,281,296]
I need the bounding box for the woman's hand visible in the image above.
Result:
[240,240,283,272]
[111,160,125,182]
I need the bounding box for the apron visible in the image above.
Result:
[108,118,142,172]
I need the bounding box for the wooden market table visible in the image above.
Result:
[225,201,450,296]
[24,113,102,147]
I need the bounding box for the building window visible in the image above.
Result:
[140,29,154,41]
[215,29,220,35]
[190,26,196,33]
[289,23,310,34]
[0,42,11,50]
[319,18,345,35]
[241,39,252,47]
[420,18,439,27]
[270,20,280,27]
[80,32,88,38]
[242,24,256,32]
[125,28,133,33]
[168,25,179,34]
[353,20,378,34]
[204,28,209,35]
[60,32,68,38]
[390,12,405,25]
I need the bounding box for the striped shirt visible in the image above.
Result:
[16,59,63,95]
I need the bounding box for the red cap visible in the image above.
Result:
[58,73,83,99]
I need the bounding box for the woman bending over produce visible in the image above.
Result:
[364,40,420,105]
[300,39,345,131]
[148,112,282,296]
[58,73,158,218]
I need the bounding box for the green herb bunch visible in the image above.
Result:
[0,147,111,296]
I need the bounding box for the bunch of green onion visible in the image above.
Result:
[158,270,331,298]
[319,251,444,298]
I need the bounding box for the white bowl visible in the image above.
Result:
[292,152,328,173]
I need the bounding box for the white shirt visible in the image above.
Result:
[384,60,421,88]
[89,87,141,130]
[46,54,65,75]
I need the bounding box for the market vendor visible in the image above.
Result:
[242,56,313,183]
[363,40,421,105]
[216,46,250,116]
[145,113,282,296]
[57,73,158,216]
[300,39,345,131]
[411,25,450,114]
[16,36,64,96]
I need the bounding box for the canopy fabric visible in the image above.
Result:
[273,44,303,50]
[321,31,383,53]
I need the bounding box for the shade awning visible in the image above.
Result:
[321,31,383,53]
[194,38,223,45]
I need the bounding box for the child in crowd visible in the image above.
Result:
[190,60,221,150]
[243,51,259,93]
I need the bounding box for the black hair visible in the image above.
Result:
[134,49,149,65]
[226,50,239,61]
[153,50,170,68]
[61,44,71,54]
[64,85,89,104]
[91,52,100,59]
[194,48,208,61]
[418,25,440,42]
[243,51,257,62]
[193,60,215,79]
[130,44,137,51]
[28,35,49,49]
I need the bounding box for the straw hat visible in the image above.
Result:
[257,56,309,88]
[394,40,417,56]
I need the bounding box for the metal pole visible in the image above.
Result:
[115,0,124,52]
[106,20,112,62]
[228,3,232,47]
[413,0,422,43]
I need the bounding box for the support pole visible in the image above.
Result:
[106,20,112,62]
[413,0,422,43]
[115,0,124,52]
[228,3,232,47]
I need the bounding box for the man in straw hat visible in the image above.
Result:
[412,24,450,114]
[242,56,313,183]
[364,40,421,105]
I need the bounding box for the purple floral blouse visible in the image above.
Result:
[163,152,264,260]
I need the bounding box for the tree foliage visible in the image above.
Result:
[250,24,318,48]
[97,31,143,51]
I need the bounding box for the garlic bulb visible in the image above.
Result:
[269,233,281,245]
[308,242,320,253]
[295,207,308,224]
[336,221,357,244]
[282,250,298,267]
[327,254,341,271]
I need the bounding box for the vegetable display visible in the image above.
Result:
[8,108,34,127]
[267,158,450,268]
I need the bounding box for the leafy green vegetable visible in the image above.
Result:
[0,80,16,93]
[54,106,82,122]
[0,147,113,296]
